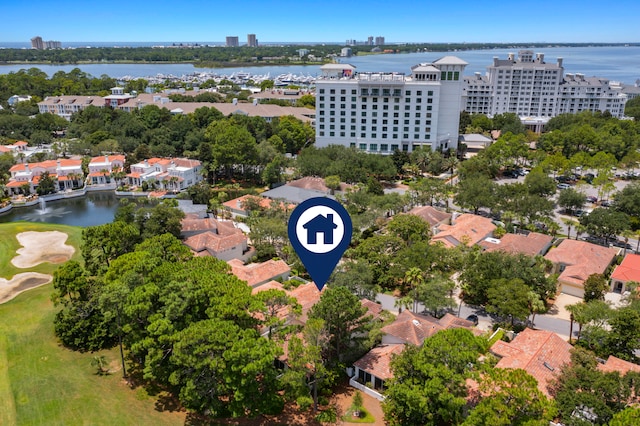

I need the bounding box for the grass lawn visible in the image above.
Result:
[0,222,185,425]
[342,407,376,423]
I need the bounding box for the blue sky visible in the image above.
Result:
[3,0,639,44]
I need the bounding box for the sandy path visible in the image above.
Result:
[0,231,75,304]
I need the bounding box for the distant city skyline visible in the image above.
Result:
[3,0,640,44]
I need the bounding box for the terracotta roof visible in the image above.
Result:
[360,299,384,320]
[544,239,618,287]
[353,345,405,380]
[89,154,125,164]
[480,232,553,256]
[181,216,220,233]
[182,230,247,255]
[407,206,452,227]
[611,253,640,283]
[381,310,446,346]
[431,213,496,248]
[0,146,11,153]
[438,313,476,329]
[286,176,331,193]
[227,258,290,287]
[288,282,322,323]
[10,158,82,172]
[14,141,28,146]
[597,355,640,374]
[251,280,285,295]
[490,328,572,396]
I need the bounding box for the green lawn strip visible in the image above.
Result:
[0,332,17,425]
[0,222,83,279]
[0,285,185,426]
[342,407,376,423]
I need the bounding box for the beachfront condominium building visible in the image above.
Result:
[247,34,257,47]
[315,57,468,154]
[30,36,44,49]
[462,50,629,124]
[375,36,385,46]
[226,36,239,47]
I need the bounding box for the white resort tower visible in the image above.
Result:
[314,57,468,153]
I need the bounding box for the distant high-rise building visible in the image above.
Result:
[31,36,43,49]
[375,36,385,46]
[226,36,239,47]
[31,36,61,49]
[247,34,258,47]
[367,36,374,46]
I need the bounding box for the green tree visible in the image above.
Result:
[486,278,531,325]
[383,328,487,426]
[308,286,372,365]
[557,187,586,215]
[386,213,431,246]
[464,368,557,426]
[580,208,630,245]
[610,406,640,425]
[205,119,257,179]
[583,273,608,303]
[416,272,456,317]
[455,173,496,214]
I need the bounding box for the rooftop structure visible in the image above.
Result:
[610,253,640,294]
[431,213,496,248]
[480,231,554,257]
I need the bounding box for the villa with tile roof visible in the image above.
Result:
[227,258,290,288]
[180,215,252,262]
[87,154,126,185]
[407,205,452,232]
[6,158,83,194]
[490,328,572,397]
[431,213,496,248]
[610,253,640,295]
[480,231,553,257]
[127,157,202,191]
[544,239,619,298]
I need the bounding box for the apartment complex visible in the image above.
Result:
[314,57,467,153]
[462,50,629,121]
[225,36,239,47]
[30,36,61,49]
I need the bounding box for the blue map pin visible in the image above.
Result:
[288,197,353,291]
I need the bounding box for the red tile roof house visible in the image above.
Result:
[180,215,253,262]
[480,231,554,257]
[223,194,295,219]
[88,154,126,186]
[7,158,83,195]
[610,253,640,295]
[407,205,452,234]
[431,213,497,248]
[227,258,290,288]
[544,239,619,298]
[350,310,475,400]
[489,328,573,397]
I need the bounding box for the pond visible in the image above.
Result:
[0,191,119,227]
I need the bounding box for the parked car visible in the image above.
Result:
[466,314,479,326]
[586,196,598,203]
[557,183,570,190]
[600,200,612,207]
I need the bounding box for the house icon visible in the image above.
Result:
[302,214,338,244]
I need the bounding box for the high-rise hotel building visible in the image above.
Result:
[315,57,468,153]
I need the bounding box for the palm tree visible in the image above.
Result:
[562,218,578,240]
[404,267,425,313]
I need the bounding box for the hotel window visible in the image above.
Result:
[319,96,324,101]
[330,104,335,109]
[319,124,325,129]
[341,97,346,102]
[393,126,398,132]
[330,89,335,94]
[391,144,399,151]
[405,90,411,96]
[351,97,356,102]
[416,90,422,96]
[394,105,399,110]
[352,89,357,94]
[370,144,378,151]
[350,132,356,137]
[359,143,367,150]
[405,105,410,110]
[403,134,409,139]
[414,134,420,139]
[428,91,433,96]
[340,104,345,109]
[372,126,377,131]
[371,134,377,138]
[360,133,366,138]
[382,134,387,139]
[350,142,356,148]
[319,103,325,108]
[415,120,420,125]
[319,89,325,94]
[341,89,346,94]
[340,132,345,137]
[330,97,335,101]
[319,131,325,136]
[330,125,335,129]
[361,126,366,131]
[416,98,422,103]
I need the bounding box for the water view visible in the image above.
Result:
[0,191,119,227]
[1,46,638,83]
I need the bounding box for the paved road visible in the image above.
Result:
[376,292,573,339]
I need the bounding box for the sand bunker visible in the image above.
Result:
[0,231,75,304]
[0,273,52,304]
[11,231,75,268]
